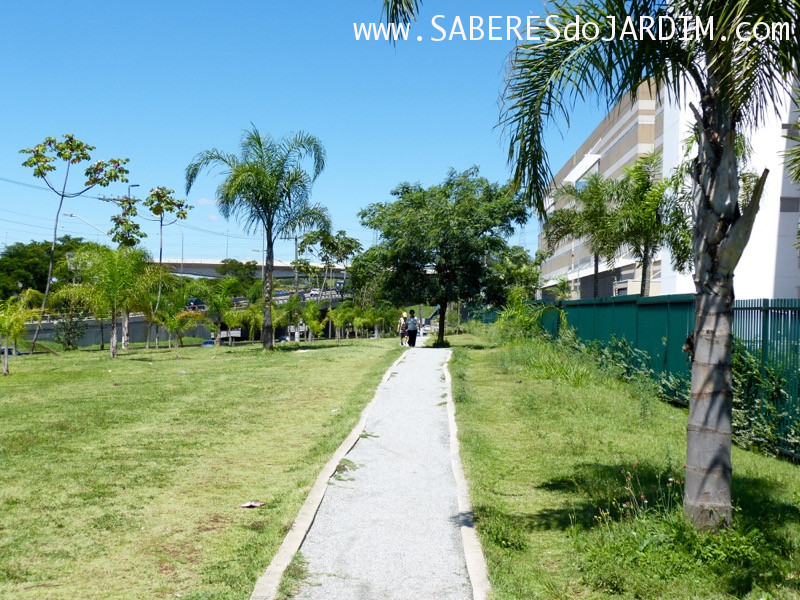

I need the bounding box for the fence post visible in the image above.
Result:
[760,299,770,379]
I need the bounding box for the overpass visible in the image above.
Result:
[160,258,347,279]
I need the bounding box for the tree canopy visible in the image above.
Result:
[359,167,527,345]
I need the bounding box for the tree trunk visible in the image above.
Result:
[155,325,160,349]
[684,80,768,529]
[110,314,118,358]
[122,309,130,350]
[640,246,651,297]
[2,336,9,375]
[31,187,68,353]
[145,321,152,349]
[214,319,222,346]
[593,253,599,299]
[437,300,447,346]
[99,317,105,351]
[262,235,275,349]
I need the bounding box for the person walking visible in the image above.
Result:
[406,309,419,347]
[397,312,408,346]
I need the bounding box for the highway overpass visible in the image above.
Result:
[160,258,347,279]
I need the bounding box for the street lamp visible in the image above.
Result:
[128,183,140,198]
[62,213,110,238]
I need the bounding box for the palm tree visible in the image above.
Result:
[73,246,149,358]
[544,173,617,298]
[0,292,39,375]
[614,153,692,297]
[185,126,330,349]
[383,0,800,528]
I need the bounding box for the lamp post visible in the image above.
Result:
[128,183,140,198]
[62,213,110,238]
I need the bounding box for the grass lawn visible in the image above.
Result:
[0,338,402,599]
[448,330,800,599]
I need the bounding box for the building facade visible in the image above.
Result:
[538,82,800,300]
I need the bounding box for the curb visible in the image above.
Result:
[443,351,492,600]
[249,347,410,600]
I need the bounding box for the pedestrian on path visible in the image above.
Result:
[398,312,408,345]
[406,309,419,347]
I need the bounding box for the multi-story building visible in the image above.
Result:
[538,83,800,300]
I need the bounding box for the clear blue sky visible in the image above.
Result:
[0,1,606,263]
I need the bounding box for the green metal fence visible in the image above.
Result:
[539,295,800,458]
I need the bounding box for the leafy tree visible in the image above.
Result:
[614,153,692,297]
[383,0,800,529]
[49,286,90,350]
[186,126,329,348]
[20,134,129,351]
[216,258,258,294]
[0,236,93,299]
[544,173,618,299]
[72,246,149,358]
[349,246,391,309]
[142,187,192,265]
[482,246,548,306]
[360,167,526,346]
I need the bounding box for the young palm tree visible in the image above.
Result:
[73,246,149,358]
[544,173,617,299]
[383,0,800,528]
[185,126,330,349]
[614,153,692,297]
[0,292,39,375]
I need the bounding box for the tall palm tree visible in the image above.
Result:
[544,173,617,299]
[383,0,800,528]
[185,126,330,349]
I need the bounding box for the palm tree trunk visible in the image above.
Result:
[99,317,105,351]
[640,246,651,297]
[593,253,599,299]
[684,84,768,529]
[110,314,118,358]
[262,236,275,349]
[122,309,130,350]
[3,336,9,375]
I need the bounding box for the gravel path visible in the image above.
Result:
[293,341,474,600]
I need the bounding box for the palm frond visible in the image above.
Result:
[383,0,421,24]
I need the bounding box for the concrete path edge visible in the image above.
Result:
[249,348,409,600]
[442,352,492,600]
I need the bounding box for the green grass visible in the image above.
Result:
[0,338,402,599]
[448,331,800,599]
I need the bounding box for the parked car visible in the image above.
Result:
[186,298,206,311]
[0,347,22,355]
[200,339,216,347]
[278,335,290,343]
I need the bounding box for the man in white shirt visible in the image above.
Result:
[406,309,419,347]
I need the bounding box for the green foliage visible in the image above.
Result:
[0,236,92,299]
[497,286,566,341]
[52,308,89,351]
[20,135,128,190]
[482,246,547,306]
[577,465,789,598]
[360,166,527,344]
[216,258,258,294]
[731,338,798,456]
[185,125,329,348]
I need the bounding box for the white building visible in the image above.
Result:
[539,82,800,300]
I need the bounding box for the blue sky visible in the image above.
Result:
[0,1,606,263]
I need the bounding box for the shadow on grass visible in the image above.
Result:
[479,461,800,534]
